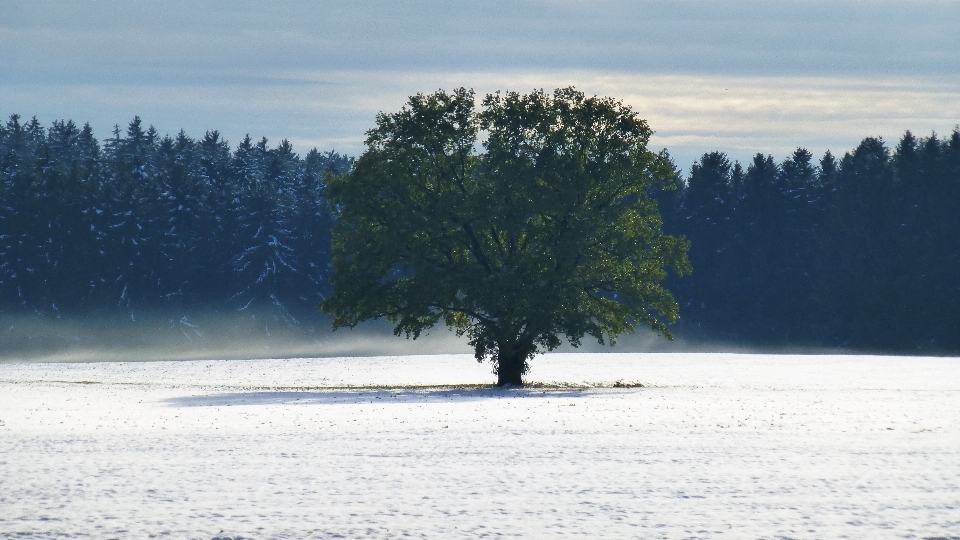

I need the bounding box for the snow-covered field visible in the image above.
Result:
[1,353,959,539]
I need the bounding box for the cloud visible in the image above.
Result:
[4,70,958,171]
[3,1,958,167]
[4,0,959,81]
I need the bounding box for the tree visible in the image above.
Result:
[230,137,302,321]
[321,87,690,386]
[675,152,735,331]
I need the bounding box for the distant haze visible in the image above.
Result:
[0,310,847,364]
[3,0,959,169]
[0,311,474,363]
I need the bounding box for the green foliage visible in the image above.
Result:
[321,87,690,383]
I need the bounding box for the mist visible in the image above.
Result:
[1,307,856,365]
[0,310,462,363]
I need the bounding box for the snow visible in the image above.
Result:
[1,353,959,539]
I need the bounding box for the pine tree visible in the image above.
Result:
[0,115,47,310]
[772,148,820,340]
[100,117,162,309]
[39,120,101,312]
[231,138,301,321]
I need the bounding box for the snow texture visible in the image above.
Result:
[1,353,959,539]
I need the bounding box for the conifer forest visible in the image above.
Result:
[1,114,958,354]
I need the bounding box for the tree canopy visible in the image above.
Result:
[321,88,691,385]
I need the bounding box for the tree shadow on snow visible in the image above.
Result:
[163,386,639,407]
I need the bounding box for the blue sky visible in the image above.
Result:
[3,0,959,170]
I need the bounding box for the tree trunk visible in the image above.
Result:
[495,339,531,387]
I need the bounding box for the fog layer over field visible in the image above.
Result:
[0,311,728,364]
[1,353,958,538]
[0,312,468,363]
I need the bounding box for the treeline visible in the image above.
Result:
[3,114,959,353]
[659,130,960,353]
[0,115,349,321]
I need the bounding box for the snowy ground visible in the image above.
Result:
[1,353,959,539]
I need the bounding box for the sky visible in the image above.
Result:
[3,0,960,171]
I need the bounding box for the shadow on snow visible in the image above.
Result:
[163,386,641,407]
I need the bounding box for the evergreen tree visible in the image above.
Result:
[771,148,820,340]
[231,138,302,320]
[39,120,101,311]
[195,130,234,300]
[0,116,47,310]
[729,154,779,339]
[675,152,734,330]
[292,149,348,303]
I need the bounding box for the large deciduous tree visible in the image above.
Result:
[321,87,691,386]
